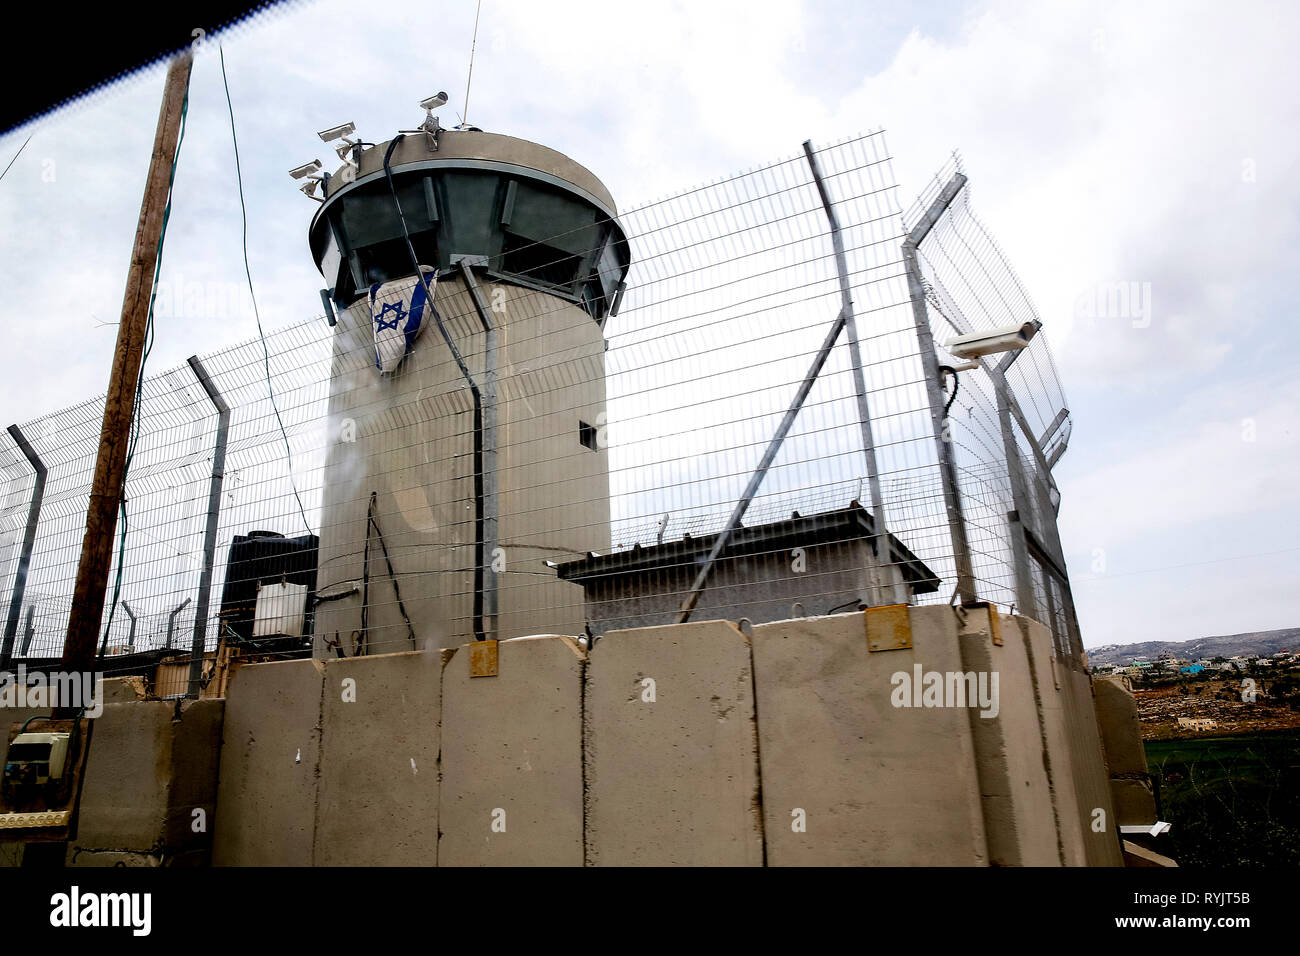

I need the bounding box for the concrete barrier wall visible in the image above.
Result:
[956,608,1060,866]
[2,610,1139,866]
[315,651,442,865]
[212,658,324,866]
[585,621,763,866]
[69,699,224,867]
[1060,665,1125,866]
[752,608,987,865]
[1093,675,1158,829]
[440,636,584,866]
[1017,617,1090,866]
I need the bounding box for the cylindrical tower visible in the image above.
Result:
[306,128,629,655]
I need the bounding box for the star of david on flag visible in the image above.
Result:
[368,265,437,373]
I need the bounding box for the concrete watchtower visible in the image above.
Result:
[306,125,630,655]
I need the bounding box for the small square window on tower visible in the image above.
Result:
[579,420,598,451]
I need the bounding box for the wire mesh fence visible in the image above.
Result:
[0,128,1084,696]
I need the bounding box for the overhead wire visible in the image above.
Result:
[218,43,313,537]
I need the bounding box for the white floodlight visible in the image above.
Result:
[289,160,323,180]
[944,321,1040,360]
[419,92,449,111]
[318,122,357,143]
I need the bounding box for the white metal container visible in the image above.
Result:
[252,581,308,638]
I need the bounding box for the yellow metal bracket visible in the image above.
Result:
[469,639,499,677]
[865,604,912,652]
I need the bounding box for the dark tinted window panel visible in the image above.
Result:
[501,232,583,289]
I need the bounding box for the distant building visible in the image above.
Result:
[1180,664,1204,675]
[1177,717,1217,731]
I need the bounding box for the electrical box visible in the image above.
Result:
[253,580,309,638]
[0,718,93,842]
[3,732,70,788]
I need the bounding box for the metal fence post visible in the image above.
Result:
[2,424,47,669]
[901,235,977,604]
[803,141,905,606]
[186,355,229,697]
[994,370,1037,617]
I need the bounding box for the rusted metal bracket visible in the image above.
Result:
[865,604,912,652]
[469,639,499,677]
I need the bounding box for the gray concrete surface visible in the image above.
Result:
[751,607,988,865]
[1093,674,1158,829]
[314,650,442,865]
[68,699,223,867]
[212,658,324,866]
[957,607,1060,865]
[585,620,763,866]
[439,636,585,866]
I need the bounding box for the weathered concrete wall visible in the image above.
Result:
[956,607,1060,865]
[1015,616,1123,867]
[68,699,224,867]
[212,658,324,866]
[751,607,987,865]
[1093,675,1158,829]
[439,636,584,866]
[1017,617,1090,866]
[585,620,763,866]
[314,651,442,865]
[0,608,1130,867]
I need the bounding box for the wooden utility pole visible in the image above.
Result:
[57,52,192,707]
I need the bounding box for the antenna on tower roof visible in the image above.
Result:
[461,0,483,128]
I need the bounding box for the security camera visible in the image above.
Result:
[419,92,449,111]
[317,122,357,143]
[299,180,323,200]
[289,160,323,180]
[334,141,357,162]
[944,320,1040,360]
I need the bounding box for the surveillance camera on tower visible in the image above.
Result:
[317,122,357,143]
[289,160,323,180]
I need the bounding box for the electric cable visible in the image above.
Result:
[219,43,313,538]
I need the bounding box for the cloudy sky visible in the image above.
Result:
[0,0,1295,649]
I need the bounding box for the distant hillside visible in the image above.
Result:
[1086,627,1300,667]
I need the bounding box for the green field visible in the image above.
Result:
[1144,729,1300,867]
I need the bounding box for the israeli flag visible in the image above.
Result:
[369,266,437,373]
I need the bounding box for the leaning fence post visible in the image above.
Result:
[186,355,229,698]
[802,140,905,607]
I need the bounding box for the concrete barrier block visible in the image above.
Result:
[957,608,1060,865]
[212,658,324,866]
[1093,675,1148,773]
[1062,665,1124,866]
[70,702,172,857]
[585,620,763,866]
[752,607,987,866]
[439,636,584,866]
[1016,617,1088,866]
[65,698,224,867]
[315,650,442,865]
